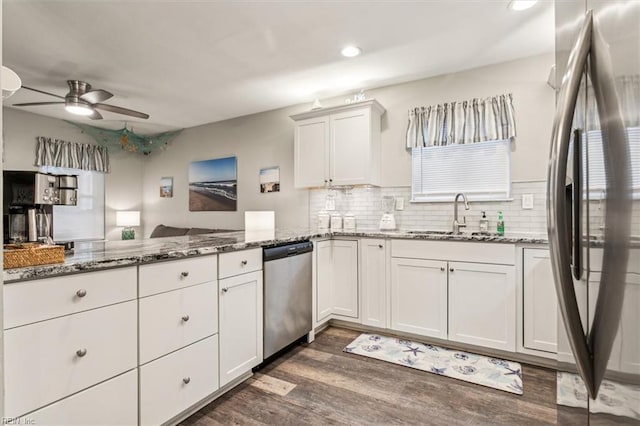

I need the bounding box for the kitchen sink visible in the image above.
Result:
[406,230,453,235]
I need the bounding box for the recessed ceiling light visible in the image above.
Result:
[341,46,362,58]
[508,0,537,11]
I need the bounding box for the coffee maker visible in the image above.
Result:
[3,171,78,243]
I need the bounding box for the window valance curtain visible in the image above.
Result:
[405,93,517,148]
[35,137,110,173]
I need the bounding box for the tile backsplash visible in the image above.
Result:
[309,181,548,235]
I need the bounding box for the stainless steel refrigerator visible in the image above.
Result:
[549,1,639,424]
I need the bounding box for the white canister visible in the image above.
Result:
[318,210,330,230]
[343,213,356,232]
[330,214,343,231]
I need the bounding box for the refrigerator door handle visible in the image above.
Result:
[587,19,632,397]
[547,10,595,398]
[572,128,583,281]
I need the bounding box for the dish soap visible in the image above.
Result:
[479,211,489,234]
[497,211,505,235]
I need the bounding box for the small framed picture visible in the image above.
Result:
[259,166,280,193]
[160,177,173,198]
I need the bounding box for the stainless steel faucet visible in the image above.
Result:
[453,193,470,234]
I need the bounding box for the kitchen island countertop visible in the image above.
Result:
[3,229,548,283]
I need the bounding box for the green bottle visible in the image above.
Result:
[497,211,505,235]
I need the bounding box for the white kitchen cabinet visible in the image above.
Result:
[219,270,263,387]
[291,99,385,188]
[315,240,333,323]
[27,370,138,426]
[360,239,387,328]
[140,335,219,426]
[448,261,516,352]
[332,239,359,319]
[390,258,448,339]
[522,248,558,353]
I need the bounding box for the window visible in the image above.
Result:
[39,166,105,241]
[411,139,511,202]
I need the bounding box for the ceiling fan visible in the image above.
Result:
[13,80,149,120]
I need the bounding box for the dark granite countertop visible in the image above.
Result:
[3,228,548,283]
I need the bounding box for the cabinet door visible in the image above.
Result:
[523,249,558,353]
[390,258,447,339]
[219,271,263,387]
[360,239,387,328]
[332,240,359,319]
[448,262,516,351]
[315,240,333,323]
[294,116,330,188]
[330,108,371,185]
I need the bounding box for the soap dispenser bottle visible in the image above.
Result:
[497,211,505,235]
[479,211,489,234]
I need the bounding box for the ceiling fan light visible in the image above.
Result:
[65,104,93,116]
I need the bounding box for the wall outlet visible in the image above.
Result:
[395,197,404,210]
[522,194,534,209]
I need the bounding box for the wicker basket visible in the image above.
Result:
[3,243,65,269]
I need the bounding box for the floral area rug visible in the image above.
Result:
[343,333,523,395]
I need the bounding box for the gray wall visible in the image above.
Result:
[2,108,145,241]
[142,53,555,235]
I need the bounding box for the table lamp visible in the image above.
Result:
[116,211,140,240]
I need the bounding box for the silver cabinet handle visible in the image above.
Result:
[76,289,87,298]
[241,260,248,266]
[180,271,189,278]
[221,288,228,293]
[547,10,595,399]
[183,377,191,384]
[76,348,87,357]
[182,314,190,322]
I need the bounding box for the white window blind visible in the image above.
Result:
[581,127,640,196]
[39,166,105,241]
[412,139,511,202]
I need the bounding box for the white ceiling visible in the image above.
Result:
[3,0,554,134]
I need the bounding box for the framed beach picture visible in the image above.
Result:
[259,166,280,193]
[188,156,237,211]
[160,176,173,198]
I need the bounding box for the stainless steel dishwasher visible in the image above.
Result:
[263,240,313,359]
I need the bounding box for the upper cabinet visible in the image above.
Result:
[291,99,385,188]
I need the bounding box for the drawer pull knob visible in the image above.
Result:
[76,348,88,357]
[450,268,454,272]
[440,267,445,272]
[378,244,383,249]
[180,271,189,278]
[182,314,190,322]
[76,289,87,298]
[241,260,248,266]
[183,377,191,384]
[221,287,229,293]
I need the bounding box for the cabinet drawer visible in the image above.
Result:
[140,335,219,426]
[25,370,138,426]
[218,248,262,279]
[4,267,136,329]
[139,255,217,297]
[140,281,218,364]
[4,301,137,417]
[391,239,515,265]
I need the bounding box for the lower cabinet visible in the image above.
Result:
[316,240,334,323]
[448,261,516,352]
[360,239,387,328]
[140,335,219,426]
[522,248,558,353]
[219,270,263,387]
[390,258,448,339]
[315,239,359,324]
[28,370,138,426]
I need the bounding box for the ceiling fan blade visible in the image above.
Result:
[20,86,66,100]
[12,101,66,107]
[80,89,113,104]
[88,109,103,120]
[94,103,149,119]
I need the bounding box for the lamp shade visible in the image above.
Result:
[116,211,140,227]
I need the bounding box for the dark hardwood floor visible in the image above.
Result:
[180,327,557,425]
